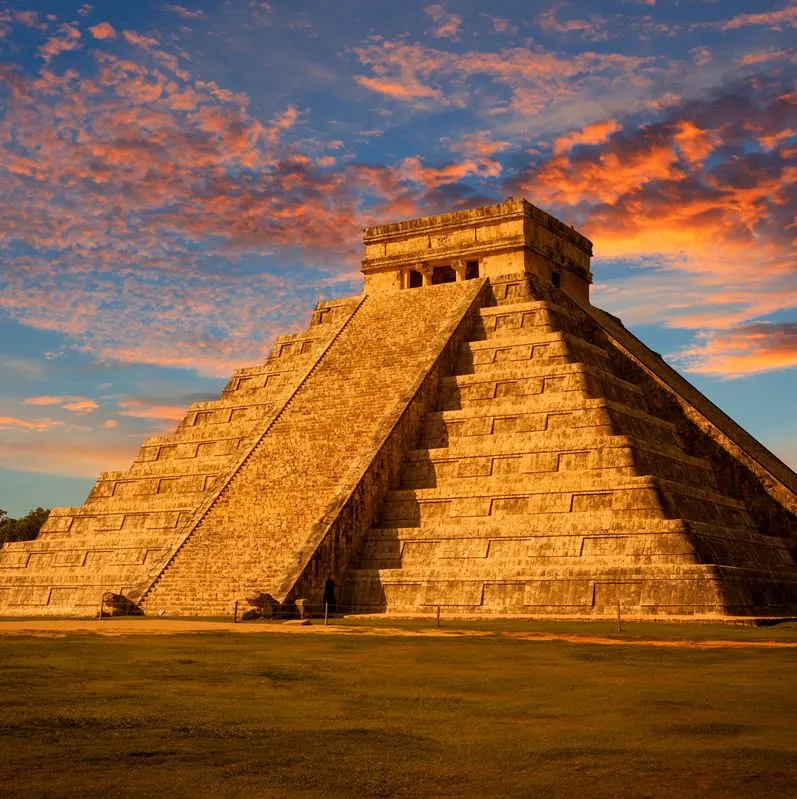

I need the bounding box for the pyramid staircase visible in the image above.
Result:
[136,279,485,616]
[343,276,797,616]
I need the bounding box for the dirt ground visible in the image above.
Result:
[2,617,797,648]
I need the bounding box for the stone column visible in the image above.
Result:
[415,262,432,286]
[452,259,466,282]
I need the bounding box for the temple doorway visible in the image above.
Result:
[432,265,457,284]
[323,578,337,613]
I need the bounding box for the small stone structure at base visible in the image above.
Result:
[2,199,797,619]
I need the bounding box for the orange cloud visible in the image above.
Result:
[354,75,443,103]
[88,22,117,40]
[0,43,391,374]
[38,22,81,63]
[552,119,621,155]
[675,323,797,378]
[399,154,502,189]
[506,81,797,378]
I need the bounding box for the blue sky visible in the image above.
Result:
[1,0,796,516]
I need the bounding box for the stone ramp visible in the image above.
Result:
[343,274,797,617]
[138,280,486,616]
[0,298,360,616]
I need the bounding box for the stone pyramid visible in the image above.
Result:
[2,199,797,619]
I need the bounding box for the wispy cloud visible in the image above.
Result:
[0,416,64,432]
[718,5,797,32]
[674,323,797,378]
[424,4,462,40]
[23,395,99,414]
[116,397,191,423]
[164,4,205,20]
[538,3,609,41]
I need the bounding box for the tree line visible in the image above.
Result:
[0,508,50,546]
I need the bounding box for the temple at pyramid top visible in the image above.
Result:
[361,198,593,302]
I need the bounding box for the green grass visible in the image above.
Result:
[1,630,796,798]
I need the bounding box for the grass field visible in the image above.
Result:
[1,623,796,798]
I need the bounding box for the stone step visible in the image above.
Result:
[359,528,793,571]
[438,363,648,414]
[406,432,712,471]
[456,335,611,377]
[463,329,604,355]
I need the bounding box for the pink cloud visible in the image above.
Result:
[62,399,100,415]
[354,75,443,104]
[352,38,652,117]
[719,5,797,32]
[538,3,608,40]
[116,398,189,423]
[451,131,512,158]
[552,119,622,155]
[12,11,47,30]
[484,15,518,35]
[0,416,65,432]
[164,5,205,20]
[0,437,136,477]
[23,396,99,415]
[22,396,70,407]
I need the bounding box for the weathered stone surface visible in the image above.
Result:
[2,198,797,618]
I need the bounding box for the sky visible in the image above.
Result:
[0,0,796,517]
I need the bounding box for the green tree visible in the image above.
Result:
[0,507,50,545]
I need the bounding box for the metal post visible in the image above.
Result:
[324,603,329,626]
[436,606,441,628]
[234,600,239,623]
[98,596,103,621]
[616,602,623,633]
